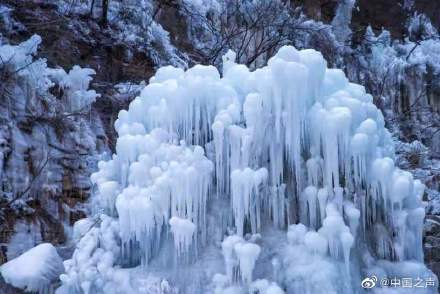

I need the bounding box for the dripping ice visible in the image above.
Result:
[57,46,437,293]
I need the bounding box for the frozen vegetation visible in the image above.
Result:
[0,31,108,290]
[0,33,106,213]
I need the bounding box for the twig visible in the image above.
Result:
[2,152,51,208]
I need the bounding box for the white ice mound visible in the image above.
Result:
[61,45,437,293]
[1,243,63,292]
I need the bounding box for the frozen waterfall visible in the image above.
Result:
[57,46,437,294]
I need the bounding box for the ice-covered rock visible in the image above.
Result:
[1,243,63,292]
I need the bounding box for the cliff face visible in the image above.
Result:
[294,0,440,38]
[0,0,140,267]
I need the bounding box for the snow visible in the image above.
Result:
[0,34,41,69]
[55,0,187,67]
[72,218,95,242]
[60,65,100,112]
[1,243,64,292]
[57,44,435,293]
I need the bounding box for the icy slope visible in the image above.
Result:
[59,46,437,293]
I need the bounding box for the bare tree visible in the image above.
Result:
[179,0,326,68]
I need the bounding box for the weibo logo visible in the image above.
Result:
[361,275,377,289]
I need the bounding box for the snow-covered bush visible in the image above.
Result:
[55,0,186,67]
[408,13,438,43]
[59,66,99,112]
[109,0,186,67]
[355,16,440,155]
[0,34,99,119]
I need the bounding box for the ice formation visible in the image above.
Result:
[59,45,437,293]
[1,243,63,293]
[169,217,196,258]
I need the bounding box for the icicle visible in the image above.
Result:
[317,188,328,226]
[407,207,425,261]
[212,120,225,195]
[221,235,243,283]
[371,157,394,205]
[340,232,354,274]
[320,107,352,188]
[270,184,286,228]
[306,157,322,187]
[394,210,408,261]
[304,186,318,229]
[231,168,267,236]
[344,202,360,239]
[304,231,328,256]
[234,242,261,284]
[169,217,196,258]
[319,203,352,260]
[390,170,413,210]
[333,187,344,212]
[350,133,368,185]
[287,223,307,245]
[97,181,119,216]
